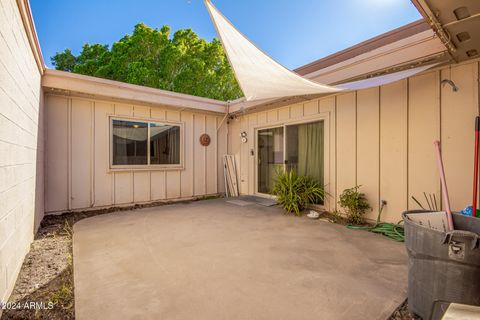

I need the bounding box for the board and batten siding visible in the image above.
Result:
[229,60,480,223]
[0,0,44,303]
[44,94,226,213]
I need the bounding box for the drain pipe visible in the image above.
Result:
[217,101,230,132]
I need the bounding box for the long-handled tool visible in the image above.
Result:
[434,141,454,231]
[473,116,480,217]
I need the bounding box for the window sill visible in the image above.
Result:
[108,165,185,172]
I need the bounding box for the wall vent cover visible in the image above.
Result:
[456,32,471,42]
[453,7,470,20]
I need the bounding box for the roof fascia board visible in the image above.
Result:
[16,0,45,74]
[305,30,445,82]
[42,69,228,114]
[294,20,431,76]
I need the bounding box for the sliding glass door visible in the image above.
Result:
[286,121,324,186]
[257,127,284,194]
[257,121,324,195]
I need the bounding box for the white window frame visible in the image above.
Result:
[109,116,185,171]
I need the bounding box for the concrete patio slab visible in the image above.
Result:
[73,198,408,320]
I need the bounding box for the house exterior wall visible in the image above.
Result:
[0,0,44,303]
[229,60,480,223]
[44,94,227,213]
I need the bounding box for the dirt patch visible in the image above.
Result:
[389,299,420,319]
[1,217,74,320]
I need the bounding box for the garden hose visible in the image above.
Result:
[346,201,405,242]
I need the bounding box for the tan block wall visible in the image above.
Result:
[229,61,480,223]
[0,0,44,302]
[44,94,227,213]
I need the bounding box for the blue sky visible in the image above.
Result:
[31,0,421,69]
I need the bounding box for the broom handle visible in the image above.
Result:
[473,117,480,217]
[434,141,454,231]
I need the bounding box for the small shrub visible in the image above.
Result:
[272,169,326,216]
[338,185,370,224]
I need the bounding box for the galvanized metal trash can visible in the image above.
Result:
[403,211,480,320]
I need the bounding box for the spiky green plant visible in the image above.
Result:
[272,169,326,216]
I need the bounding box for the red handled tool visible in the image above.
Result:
[473,116,480,217]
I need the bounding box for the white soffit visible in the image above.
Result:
[204,0,341,102]
[413,0,480,62]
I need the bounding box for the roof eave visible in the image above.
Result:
[42,69,228,114]
[294,19,432,76]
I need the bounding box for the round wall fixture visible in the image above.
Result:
[199,133,211,146]
[240,131,248,143]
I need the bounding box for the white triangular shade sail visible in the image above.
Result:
[205,0,341,101]
[337,63,438,90]
[205,0,438,102]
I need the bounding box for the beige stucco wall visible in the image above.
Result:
[44,94,227,213]
[229,60,480,223]
[0,0,44,303]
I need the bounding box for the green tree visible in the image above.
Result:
[51,48,76,72]
[73,43,110,76]
[51,23,242,101]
